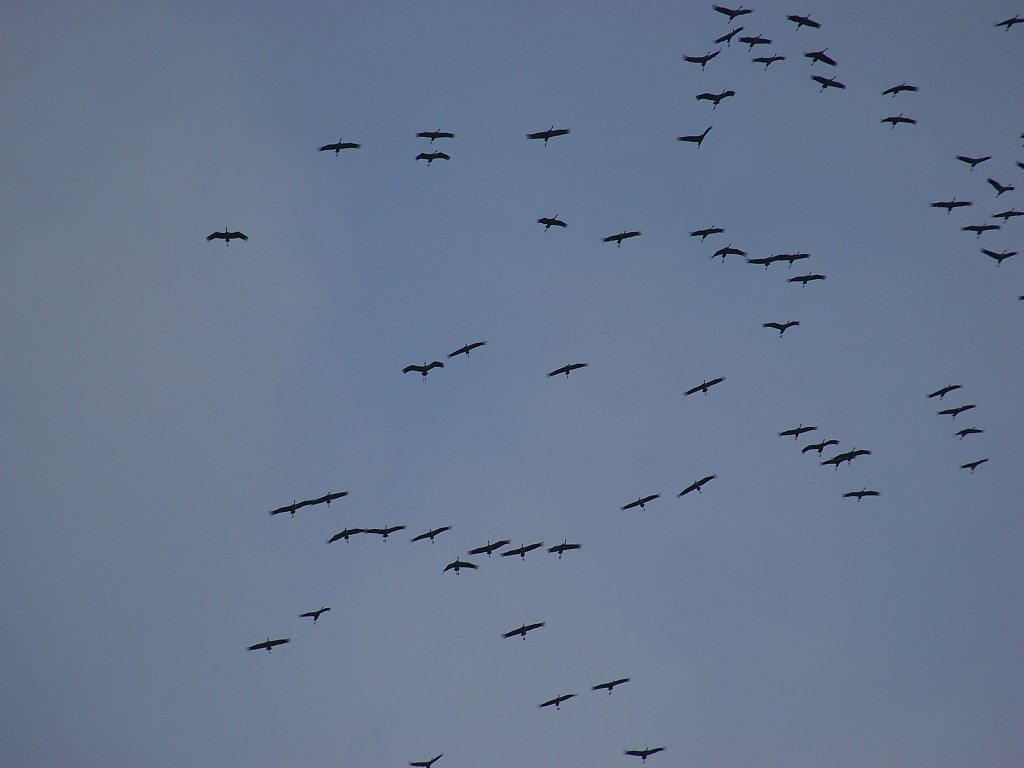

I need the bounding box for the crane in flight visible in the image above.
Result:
[677,126,712,147]
[548,540,582,559]
[962,223,1000,237]
[679,474,716,497]
[538,215,567,230]
[411,526,452,543]
[882,114,916,129]
[527,126,570,145]
[206,228,248,246]
[622,494,660,511]
[955,427,983,440]
[938,404,976,419]
[993,208,1023,221]
[789,272,826,286]
[502,542,544,560]
[713,5,752,21]
[247,637,290,653]
[318,140,360,155]
[503,621,545,639]
[593,677,630,694]
[409,755,443,768]
[403,361,445,378]
[299,607,331,625]
[843,489,880,502]
[416,151,450,165]
[763,321,800,336]
[996,14,1023,29]
[448,341,486,358]
[812,75,846,91]
[539,693,577,710]
[603,230,641,246]
[696,90,736,107]
[788,13,821,29]
[715,27,743,45]
[930,199,972,214]
[712,244,746,260]
[625,747,666,762]
[685,377,725,395]
[690,225,724,241]
[365,525,406,540]
[927,384,962,399]
[753,54,785,68]
[683,51,720,69]
[883,83,919,96]
[327,528,364,544]
[821,448,871,469]
[779,424,816,440]
[956,155,991,170]
[443,558,477,574]
[802,438,839,454]
[961,458,989,473]
[739,34,771,50]
[548,363,588,377]
[416,130,454,142]
[986,178,1015,196]
[981,249,1016,266]
[468,539,511,557]
[804,48,837,66]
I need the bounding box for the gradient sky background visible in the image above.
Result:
[2,1,1022,766]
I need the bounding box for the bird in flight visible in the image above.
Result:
[206,228,248,246]
[622,494,660,511]
[593,677,630,694]
[821,448,871,469]
[883,83,919,96]
[992,208,1023,222]
[986,178,1015,196]
[625,747,666,762]
[443,558,477,574]
[763,321,800,336]
[365,524,406,540]
[684,377,725,396]
[410,525,452,543]
[812,75,846,91]
[448,341,486,358]
[310,491,347,507]
[327,527,364,544]
[746,255,776,269]
[690,225,724,241]
[882,114,916,129]
[956,427,983,440]
[527,126,570,145]
[928,386,962,401]
[403,361,445,378]
[539,693,577,710]
[416,151,450,165]
[956,155,991,170]
[779,424,817,440]
[503,621,545,639]
[268,499,312,517]
[788,13,821,29]
[961,223,1000,237]
[930,199,972,214]
[981,249,1016,266]
[548,540,582,559]
[713,5,752,21]
[538,215,567,230]
[300,606,331,625]
[247,637,290,653]
[772,252,810,267]
[683,50,720,69]
[804,48,837,66]
[712,244,746,260]
[802,439,839,454]
[696,90,736,107]
[843,488,880,502]
[318,139,360,155]
[739,34,772,50]
[753,54,785,68]
[961,458,989,473]
[938,404,976,419]
[548,362,588,377]
[789,272,827,286]
[677,126,712,147]
[409,754,443,768]
[715,27,743,45]
[502,542,544,560]
[996,14,1023,29]
[468,539,511,558]
[416,130,454,143]
[678,474,716,497]
[603,230,641,246]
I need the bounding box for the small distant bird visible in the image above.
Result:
[410,755,443,768]
[739,35,771,49]
[938,404,976,419]
[780,424,817,439]
[548,363,588,377]
[821,448,871,469]
[882,114,916,129]
[685,377,725,396]
[712,244,746,260]
[443,558,477,574]
[416,130,454,142]
[713,5,752,21]
[603,230,642,246]
[468,539,511,557]
[956,155,991,170]
[804,48,836,66]
[308,491,347,507]
[548,540,582,558]
[715,27,743,45]
[986,178,1015,196]
[956,427,983,440]
[678,474,716,497]
[961,223,1000,237]
[677,126,713,147]
[882,83,919,97]
[411,525,452,543]
[247,637,290,653]
[538,215,567,230]
[448,341,486,358]
[774,251,810,267]
[416,151,450,164]
[753,54,785,68]
[327,527,364,544]
[318,140,360,155]
[690,225,725,241]
[527,126,570,145]
[930,199,972,214]
[812,75,846,90]
[696,90,736,107]
[981,248,1016,266]
[992,209,1023,221]
[625,747,666,762]
[593,677,630,694]
[503,621,545,639]
[300,606,331,625]
[683,50,720,69]
[268,499,312,517]
[622,494,661,511]
[995,15,1023,29]
[763,320,800,336]
[206,228,248,246]
[802,439,839,454]
[961,458,989,473]
[365,524,406,540]
[502,542,544,560]
[789,272,826,286]
[788,13,821,29]
[539,693,577,710]
[403,361,445,378]
[927,384,961,399]
[843,488,880,502]
[747,255,776,269]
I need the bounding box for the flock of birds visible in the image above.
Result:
[222,5,1021,765]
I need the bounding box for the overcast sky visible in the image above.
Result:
[2,1,1022,766]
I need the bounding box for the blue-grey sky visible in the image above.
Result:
[2,2,1022,766]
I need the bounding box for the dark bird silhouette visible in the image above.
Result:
[993,208,1023,221]
[416,130,454,142]
[753,54,785,68]
[763,320,800,335]
[956,427,983,440]
[938,404,976,419]
[548,540,582,559]
[882,114,917,129]
[548,362,588,377]
[779,424,817,440]
[774,251,810,267]
[416,151,450,164]
[802,439,839,454]
[788,13,821,29]
[622,494,661,511]
[593,677,630,694]
[930,199,972,214]
[625,747,666,762]
[678,474,716,497]
[883,83,919,96]
[409,755,443,768]
[403,361,445,378]
[804,48,836,66]
[712,244,746,260]
[247,637,290,653]
[690,225,725,241]
[683,50,720,69]
[715,27,743,45]
[812,75,846,90]
[747,255,776,269]
[843,488,880,502]
[538,215,567,230]
[956,155,991,170]
[327,527,364,544]
[468,539,511,557]
[996,15,1023,29]
[927,384,962,399]
[527,126,570,145]
[981,248,1016,266]
[696,90,736,107]
[206,228,248,246]
[448,341,486,358]
[603,230,641,246]
[685,377,725,396]
[310,491,348,507]
[677,126,713,147]
[411,525,452,543]
[821,448,871,469]
[268,499,312,517]
[713,5,752,21]
[502,542,544,560]
[961,223,1000,237]
[365,524,406,540]
[789,272,827,286]
[503,621,545,639]
[739,34,771,49]
[986,178,1015,196]
[300,606,331,625]
[961,458,989,473]
[443,558,477,574]
[319,140,360,155]
[539,694,577,710]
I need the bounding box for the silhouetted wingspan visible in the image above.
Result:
[448,341,486,358]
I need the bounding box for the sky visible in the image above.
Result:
[1,1,1022,766]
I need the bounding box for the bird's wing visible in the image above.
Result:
[403,364,425,374]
